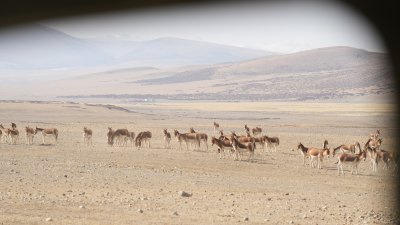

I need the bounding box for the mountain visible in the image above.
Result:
[119,37,276,67]
[0,24,114,69]
[0,24,275,70]
[132,46,393,101]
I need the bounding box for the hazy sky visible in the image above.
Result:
[44,1,385,53]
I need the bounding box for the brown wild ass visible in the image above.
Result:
[25,126,35,145]
[252,127,262,136]
[230,135,256,161]
[334,149,367,176]
[365,138,382,151]
[174,130,200,150]
[135,131,152,149]
[163,129,171,149]
[211,136,234,159]
[35,127,58,145]
[125,132,136,147]
[263,135,280,152]
[110,128,130,146]
[0,124,11,143]
[295,142,329,169]
[333,142,362,154]
[83,127,93,146]
[369,129,380,140]
[8,123,19,145]
[213,122,220,135]
[189,128,208,150]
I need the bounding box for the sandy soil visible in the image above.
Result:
[0,101,398,225]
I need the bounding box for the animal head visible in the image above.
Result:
[174,129,179,136]
[325,148,331,158]
[163,129,168,135]
[297,142,304,151]
[189,128,195,133]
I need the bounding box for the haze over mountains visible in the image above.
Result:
[0,24,394,102]
[0,24,274,70]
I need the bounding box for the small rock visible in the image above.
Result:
[179,191,192,197]
[79,205,85,209]
[285,193,289,195]
[267,198,272,201]
[264,219,270,222]
[244,217,249,221]
[64,175,67,178]
[303,214,307,219]
[172,211,179,216]
[289,221,294,224]
[45,217,52,222]
[137,209,143,213]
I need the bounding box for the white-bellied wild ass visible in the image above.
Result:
[211,136,234,159]
[263,135,279,152]
[365,138,382,151]
[295,142,329,169]
[35,127,58,145]
[135,131,152,149]
[25,126,35,145]
[83,127,93,146]
[110,128,130,146]
[252,127,262,136]
[0,124,11,143]
[230,135,256,161]
[334,149,367,175]
[366,145,394,172]
[369,129,380,140]
[174,130,200,150]
[8,123,19,145]
[333,142,362,154]
[189,128,208,150]
[163,129,171,149]
[125,132,135,147]
[213,122,220,135]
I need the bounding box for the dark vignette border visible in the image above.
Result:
[1,0,399,219]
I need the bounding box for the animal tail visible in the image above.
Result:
[276,138,280,145]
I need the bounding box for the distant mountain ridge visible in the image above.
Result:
[0,24,275,70]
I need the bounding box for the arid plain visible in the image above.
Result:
[0,101,398,225]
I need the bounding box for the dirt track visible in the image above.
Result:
[0,102,398,224]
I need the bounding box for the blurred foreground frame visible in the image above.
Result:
[1,0,399,215]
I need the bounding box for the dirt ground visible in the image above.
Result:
[0,101,398,225]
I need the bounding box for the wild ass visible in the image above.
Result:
[189,128,208,150]
[263,135,280,152]
[0,124,11,143]
[213,122,220,135]
[365,138,382,151]
[83,127,93,146]
[35,127,58,145]
[8,123,19,145]
[25,126,35,145]
[211,136,234,159]
[125,132,136,147]
[295,142,329,169]
[333,142,362,154]
[230,135,256,161]
[174,130,200,151]
[334,149,367,176]
[163,129,171,149]
[135,131,152,149]
[109,128,130,146]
